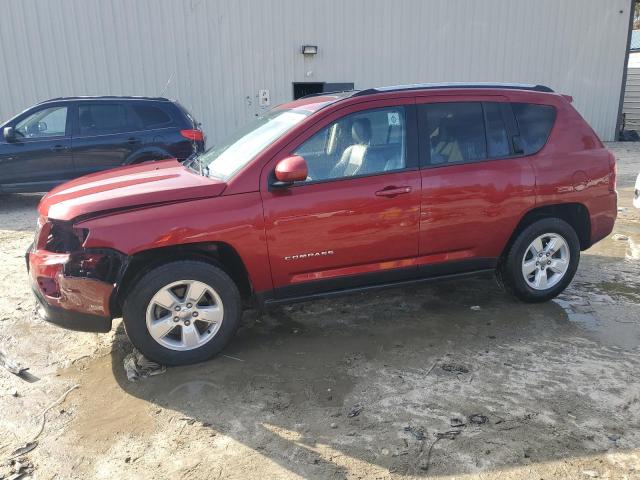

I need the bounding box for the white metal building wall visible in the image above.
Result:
[0,0,631,142]
[623,67,640,130]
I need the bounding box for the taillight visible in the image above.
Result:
[180,129,204,142]
[609,152,617,193]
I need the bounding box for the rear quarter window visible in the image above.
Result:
[131,104,173,129]
[512,103,556,155]
[174,102,200,128]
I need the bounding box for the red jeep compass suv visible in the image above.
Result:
[27,83,617,365]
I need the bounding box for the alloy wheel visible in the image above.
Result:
[521,233,570,291]
[145,280,224,351]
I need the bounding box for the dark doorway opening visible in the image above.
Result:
[293,83,324,99]
[292,82,355,100]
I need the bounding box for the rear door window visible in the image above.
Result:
[78,103,134,136]
[512,103,556,155]
[131,104,172,129]
[422,102,486,165]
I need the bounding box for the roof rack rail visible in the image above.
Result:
[353,83,554,97]
[40,95,170,103]
[299,89,359,100]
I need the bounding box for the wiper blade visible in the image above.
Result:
[183,154,210,177]
[183,153,198,168]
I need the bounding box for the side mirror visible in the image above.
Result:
[3,126,15,142]
[273,155,308,187]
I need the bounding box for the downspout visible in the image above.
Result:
[615,0,636,140]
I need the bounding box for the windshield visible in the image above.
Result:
[197,109,309,180]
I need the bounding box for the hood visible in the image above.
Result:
[39,159,226,221]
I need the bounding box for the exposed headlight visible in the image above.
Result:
[37,219,88,253]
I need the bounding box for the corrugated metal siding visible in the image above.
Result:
[623,67,640,129]
[0,0,630,142]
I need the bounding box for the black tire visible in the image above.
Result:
[122,261,241,366]
[500,218,580,303]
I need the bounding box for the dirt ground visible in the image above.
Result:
[0,143,639,480]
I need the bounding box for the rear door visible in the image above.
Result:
[71,102,142,176]
[416,97,536,273]
[0,104,74,191]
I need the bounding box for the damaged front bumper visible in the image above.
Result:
[27,245,125,333]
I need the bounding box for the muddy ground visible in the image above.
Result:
[0,143,639,480]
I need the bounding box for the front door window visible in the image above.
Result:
[294,106,407,182]
[15,106,68,139]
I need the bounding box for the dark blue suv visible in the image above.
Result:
[0,96,205,193]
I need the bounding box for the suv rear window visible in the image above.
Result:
[175,102,200,128]
[131,104,172,128]
[512,103,556,155]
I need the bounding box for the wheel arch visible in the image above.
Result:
[501,203,591,260]
[112,241,252,316]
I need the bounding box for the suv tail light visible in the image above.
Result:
[180,129,204,142]
[608,152,617,193]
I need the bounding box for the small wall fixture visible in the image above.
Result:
[301,45,318,55]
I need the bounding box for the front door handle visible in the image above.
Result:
[375,186,412,197]
[50,144,68,152]
[127,137,141,144]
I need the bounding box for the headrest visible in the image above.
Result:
[351,118,372,144]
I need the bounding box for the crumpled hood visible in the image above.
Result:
[39,159,226,221]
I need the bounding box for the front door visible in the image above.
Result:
[261,101,422,298]
[0,104,74,192]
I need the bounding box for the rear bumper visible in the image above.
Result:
[27,247,115,333]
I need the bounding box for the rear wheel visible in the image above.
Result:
[501,218,580,303]
[123,261,241,365]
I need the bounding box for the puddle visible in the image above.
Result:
[595,281,640,303]
[554,288,640,350]
[552,297,600,330]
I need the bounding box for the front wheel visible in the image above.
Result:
[500,218,580,303]
[123,261,241,365]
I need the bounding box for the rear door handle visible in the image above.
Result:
[127,137,141,144]
[375,186,412,197]
[50,144,68,152]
